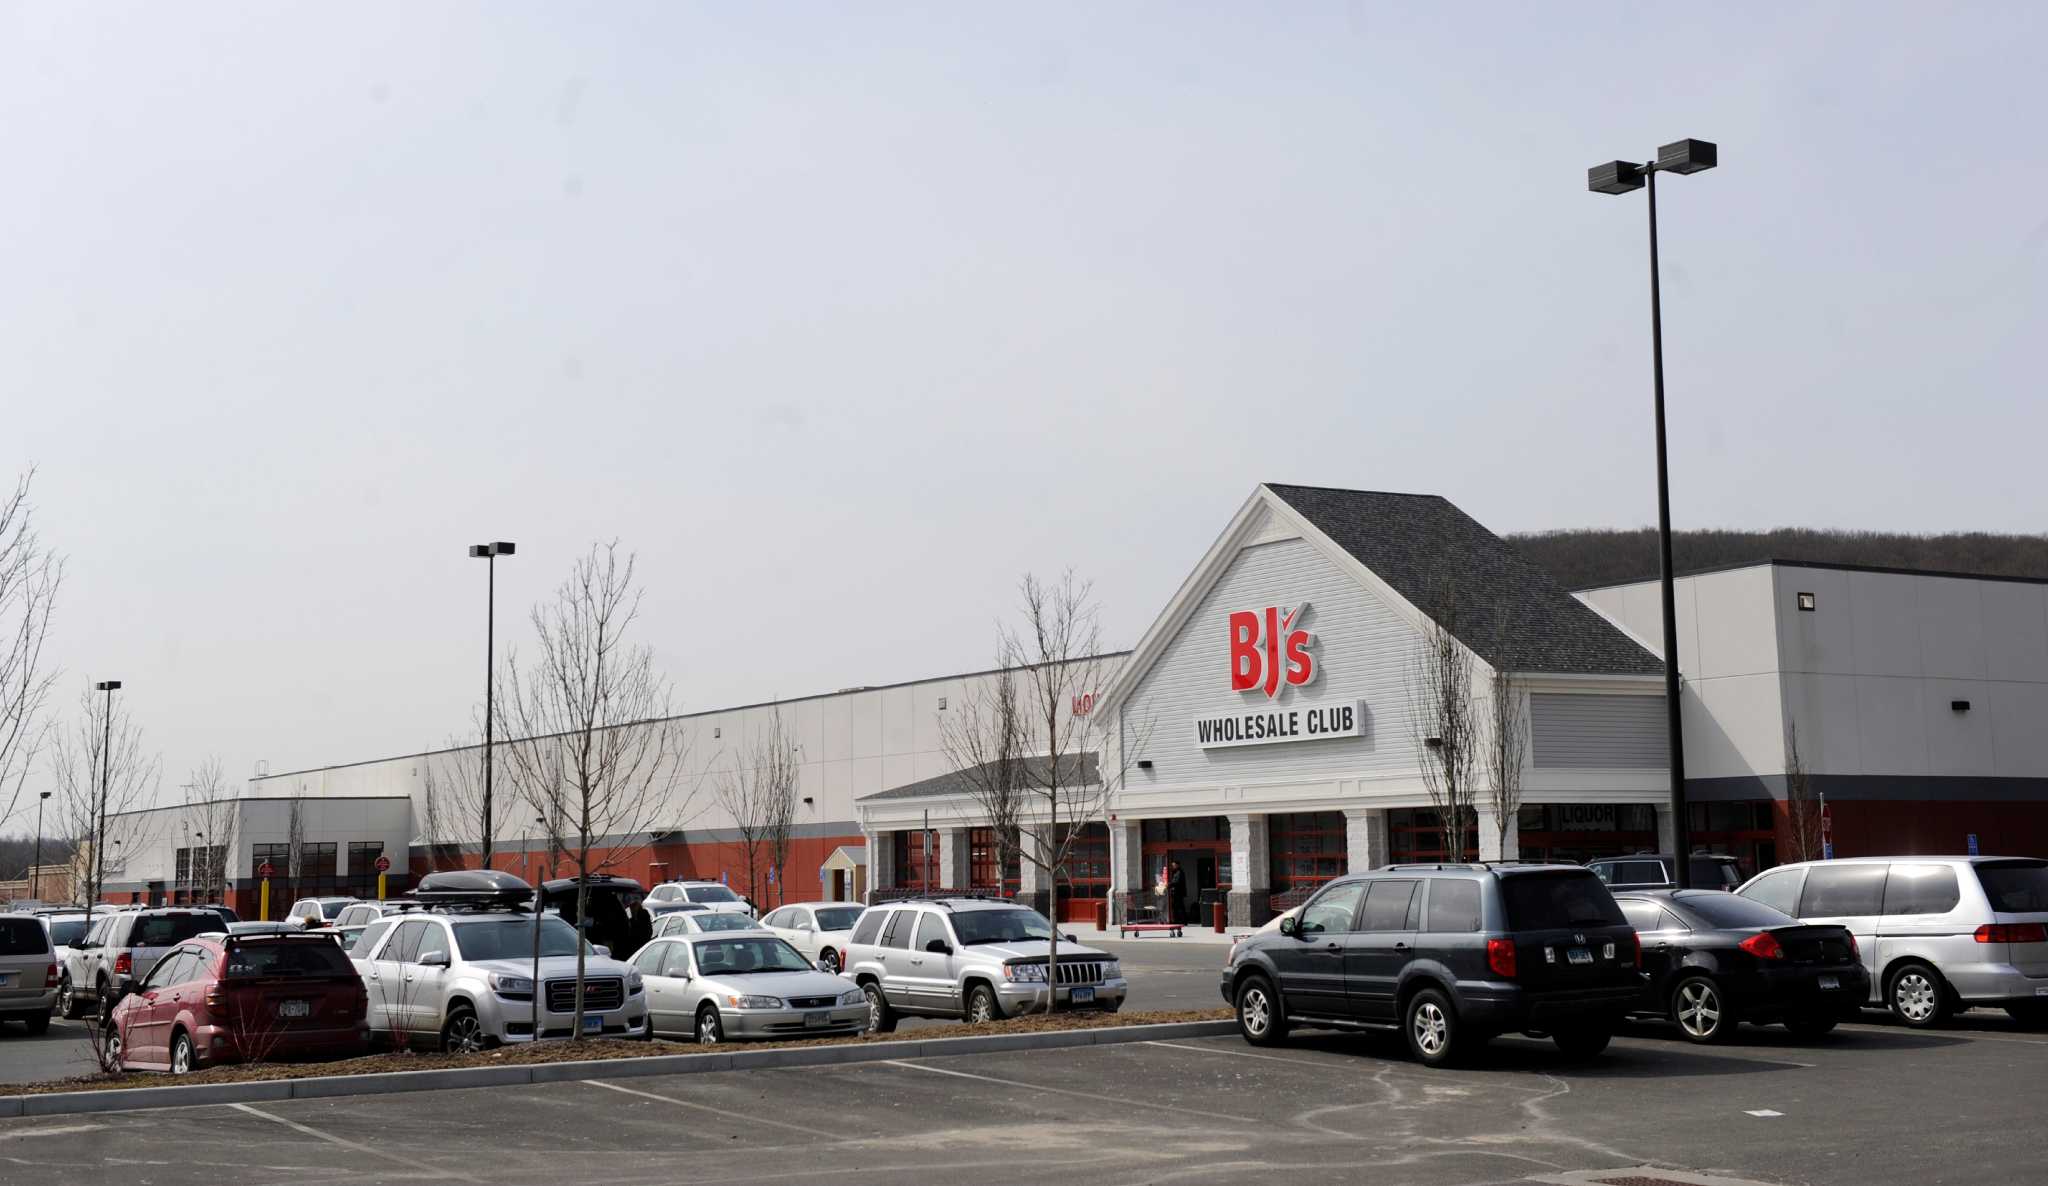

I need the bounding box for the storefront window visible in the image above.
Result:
[893,830,932,890]
[1510,804,1657,866]
[1268,811,1345,891]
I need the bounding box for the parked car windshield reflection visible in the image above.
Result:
[814,907,863,931]
[690,936,811,974]
[452,918,584,960]
[953,909,1054,945]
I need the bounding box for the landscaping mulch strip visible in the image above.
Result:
[9,1008,1232,1095]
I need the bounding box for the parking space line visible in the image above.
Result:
[0,1123,102,1142]
[580,1079,838,1137]
[1143,1038,1382,1067]
[878,1058,1261,1125]
[228,1103,481,1182]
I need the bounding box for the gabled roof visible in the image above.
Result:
[1262,484,1663,676]
[860,753,1099,802]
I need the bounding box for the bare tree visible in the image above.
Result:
[285,783,308,903]
[495,541,696,1037]
[1410,590,1477,863]
[1783,717,1823,863]
[714,705,800,909]
[420,725,518,873]
[0,469,62,836]
[1483,669,1527,860]
[52,686,160,937]
[182,757,239,903]
[939,571,1149,1015]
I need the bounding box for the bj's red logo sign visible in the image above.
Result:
[1228,603,1317,698]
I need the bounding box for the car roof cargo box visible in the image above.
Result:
[414,869,536,911]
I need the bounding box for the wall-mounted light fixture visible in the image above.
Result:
[1952,700,1971,712]
[802,796,814,806]
[1136,759,1154,770]
[1797,592,1816,612]
[1424,736,1444,749]
[937,696,948,710]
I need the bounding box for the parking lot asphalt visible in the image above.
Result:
[4,1011,2045,1186]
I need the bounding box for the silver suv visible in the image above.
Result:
[350,908,647,1051]
[0,914,58,1033]
[1736,856,2048,1027]
[61,907,232,1020]
[843,897,1126,1030]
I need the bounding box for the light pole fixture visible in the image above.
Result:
[31,790,50,900]
[469,541,516,869]
[1586,137,1718,887]
[88,680,122,919]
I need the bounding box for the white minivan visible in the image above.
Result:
[1735,856,2048,1028]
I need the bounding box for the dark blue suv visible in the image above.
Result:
[1221,863,1642,1066]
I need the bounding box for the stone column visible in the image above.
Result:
[1655,804,1677,855]
[1475,807,1521,862]
[935,827,971,892]
[1344,807,1388,872]
[865,830,895,903]
[1225,813,1271,928]
[1017,829,1049,917]
[1108,820,1142,924]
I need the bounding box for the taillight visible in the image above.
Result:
[114,952,132,975]
[1847,932,1859,960]
[205,984,227,1010]
[1975,923,2048,944]
[1486,937,1518,979]
[1626,931,1641,969]
[1739,933,1785,960]
[44,963,58,988]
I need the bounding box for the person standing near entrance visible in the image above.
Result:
[1168,861,1187,925]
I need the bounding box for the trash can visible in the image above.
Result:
[1212,899,1226,932]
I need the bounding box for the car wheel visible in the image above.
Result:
[100,1020,124,1070]
[95,979,114,1024]
[2002,1003,2048,1029]
[58,975,83,1021]
[862,982,897,1034]
[1887,962,1951,1028]
[1403,988,1464,1067]
[1671,975,1737,1044]
[440,1006,489,1054]
[1235,975,1286,1047]
[966,984,1004,1025]
[1783,1012,1839,1039]
[695,1006,724,1045]
[23,1011,51,1036]
[169,1030,195,1075]
[1551,1025,1612,1059]
[819,948,841,974]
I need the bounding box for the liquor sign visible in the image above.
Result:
[1195,701,1363,749]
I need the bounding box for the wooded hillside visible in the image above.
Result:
[1511,528,2048,591]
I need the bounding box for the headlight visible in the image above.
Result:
[488,972,534,998]
[1003,963,1046,983]
[837,988,864,1006]
[727,994,783,1009]
[1102,960,1121,980]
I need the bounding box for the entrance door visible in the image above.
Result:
[830,870,846,901]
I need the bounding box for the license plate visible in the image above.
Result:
[278,999,310,1018]
[1071,986,1096,1003]
[1818,975,1841,991]
[804,1010,829,1027]
[583,1014,603,1034]
[2035,987,2048,997]
[1566,948,1593,965]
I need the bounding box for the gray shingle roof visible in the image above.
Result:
[861,752,1099,802]
[1264,484,1663,677]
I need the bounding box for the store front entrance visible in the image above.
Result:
[1141,817,1232,925]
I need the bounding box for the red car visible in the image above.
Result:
[107,933,368,1074]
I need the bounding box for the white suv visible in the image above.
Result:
[843,897,1126,1030]
[350,908,647,1051]
[647,880,756,918]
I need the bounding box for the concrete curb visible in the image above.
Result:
[1,1020,1237,1120]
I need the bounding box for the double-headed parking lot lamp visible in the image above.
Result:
[31,790,50,900]
[469,541,515,869]
[1586,138,1718,887]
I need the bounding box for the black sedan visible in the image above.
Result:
[1615,889,1868,1043]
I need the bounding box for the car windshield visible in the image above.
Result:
[694,913,758,932]
[47,919,87,947]
[815,907,863,931]
[951,909,1055,945]
[1676,892,1796,929]
[1976,860,2048,912]
[453,917,586,961]
[132,912,231,948]
[691,936,811,974]
[0,917,50,955]
[687,886,741,903]
[1500,873,1626,930]
[226,939,355,977]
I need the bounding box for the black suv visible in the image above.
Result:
[1221,863,1642,1066]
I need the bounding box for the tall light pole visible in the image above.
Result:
[31,790,49,900]
[86,680,121,928]
[469,542,516,870]
[1587,138,1718,888]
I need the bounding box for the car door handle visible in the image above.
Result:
[1324,942,1341,953]
[1393,942,1409,951]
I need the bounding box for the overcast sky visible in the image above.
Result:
[4,2,2043,827]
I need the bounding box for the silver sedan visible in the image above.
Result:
[628,934,866,1043]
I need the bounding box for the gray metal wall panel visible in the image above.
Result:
[1121,537,1425,788]
[1531,693,1666,769]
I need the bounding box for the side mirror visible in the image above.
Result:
[924,939,952,955]
[592,945,611,959]
[815,958,836,973]
[1062,933,1077,944]
[419,951,451,968]
[1278,914,1300,938]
